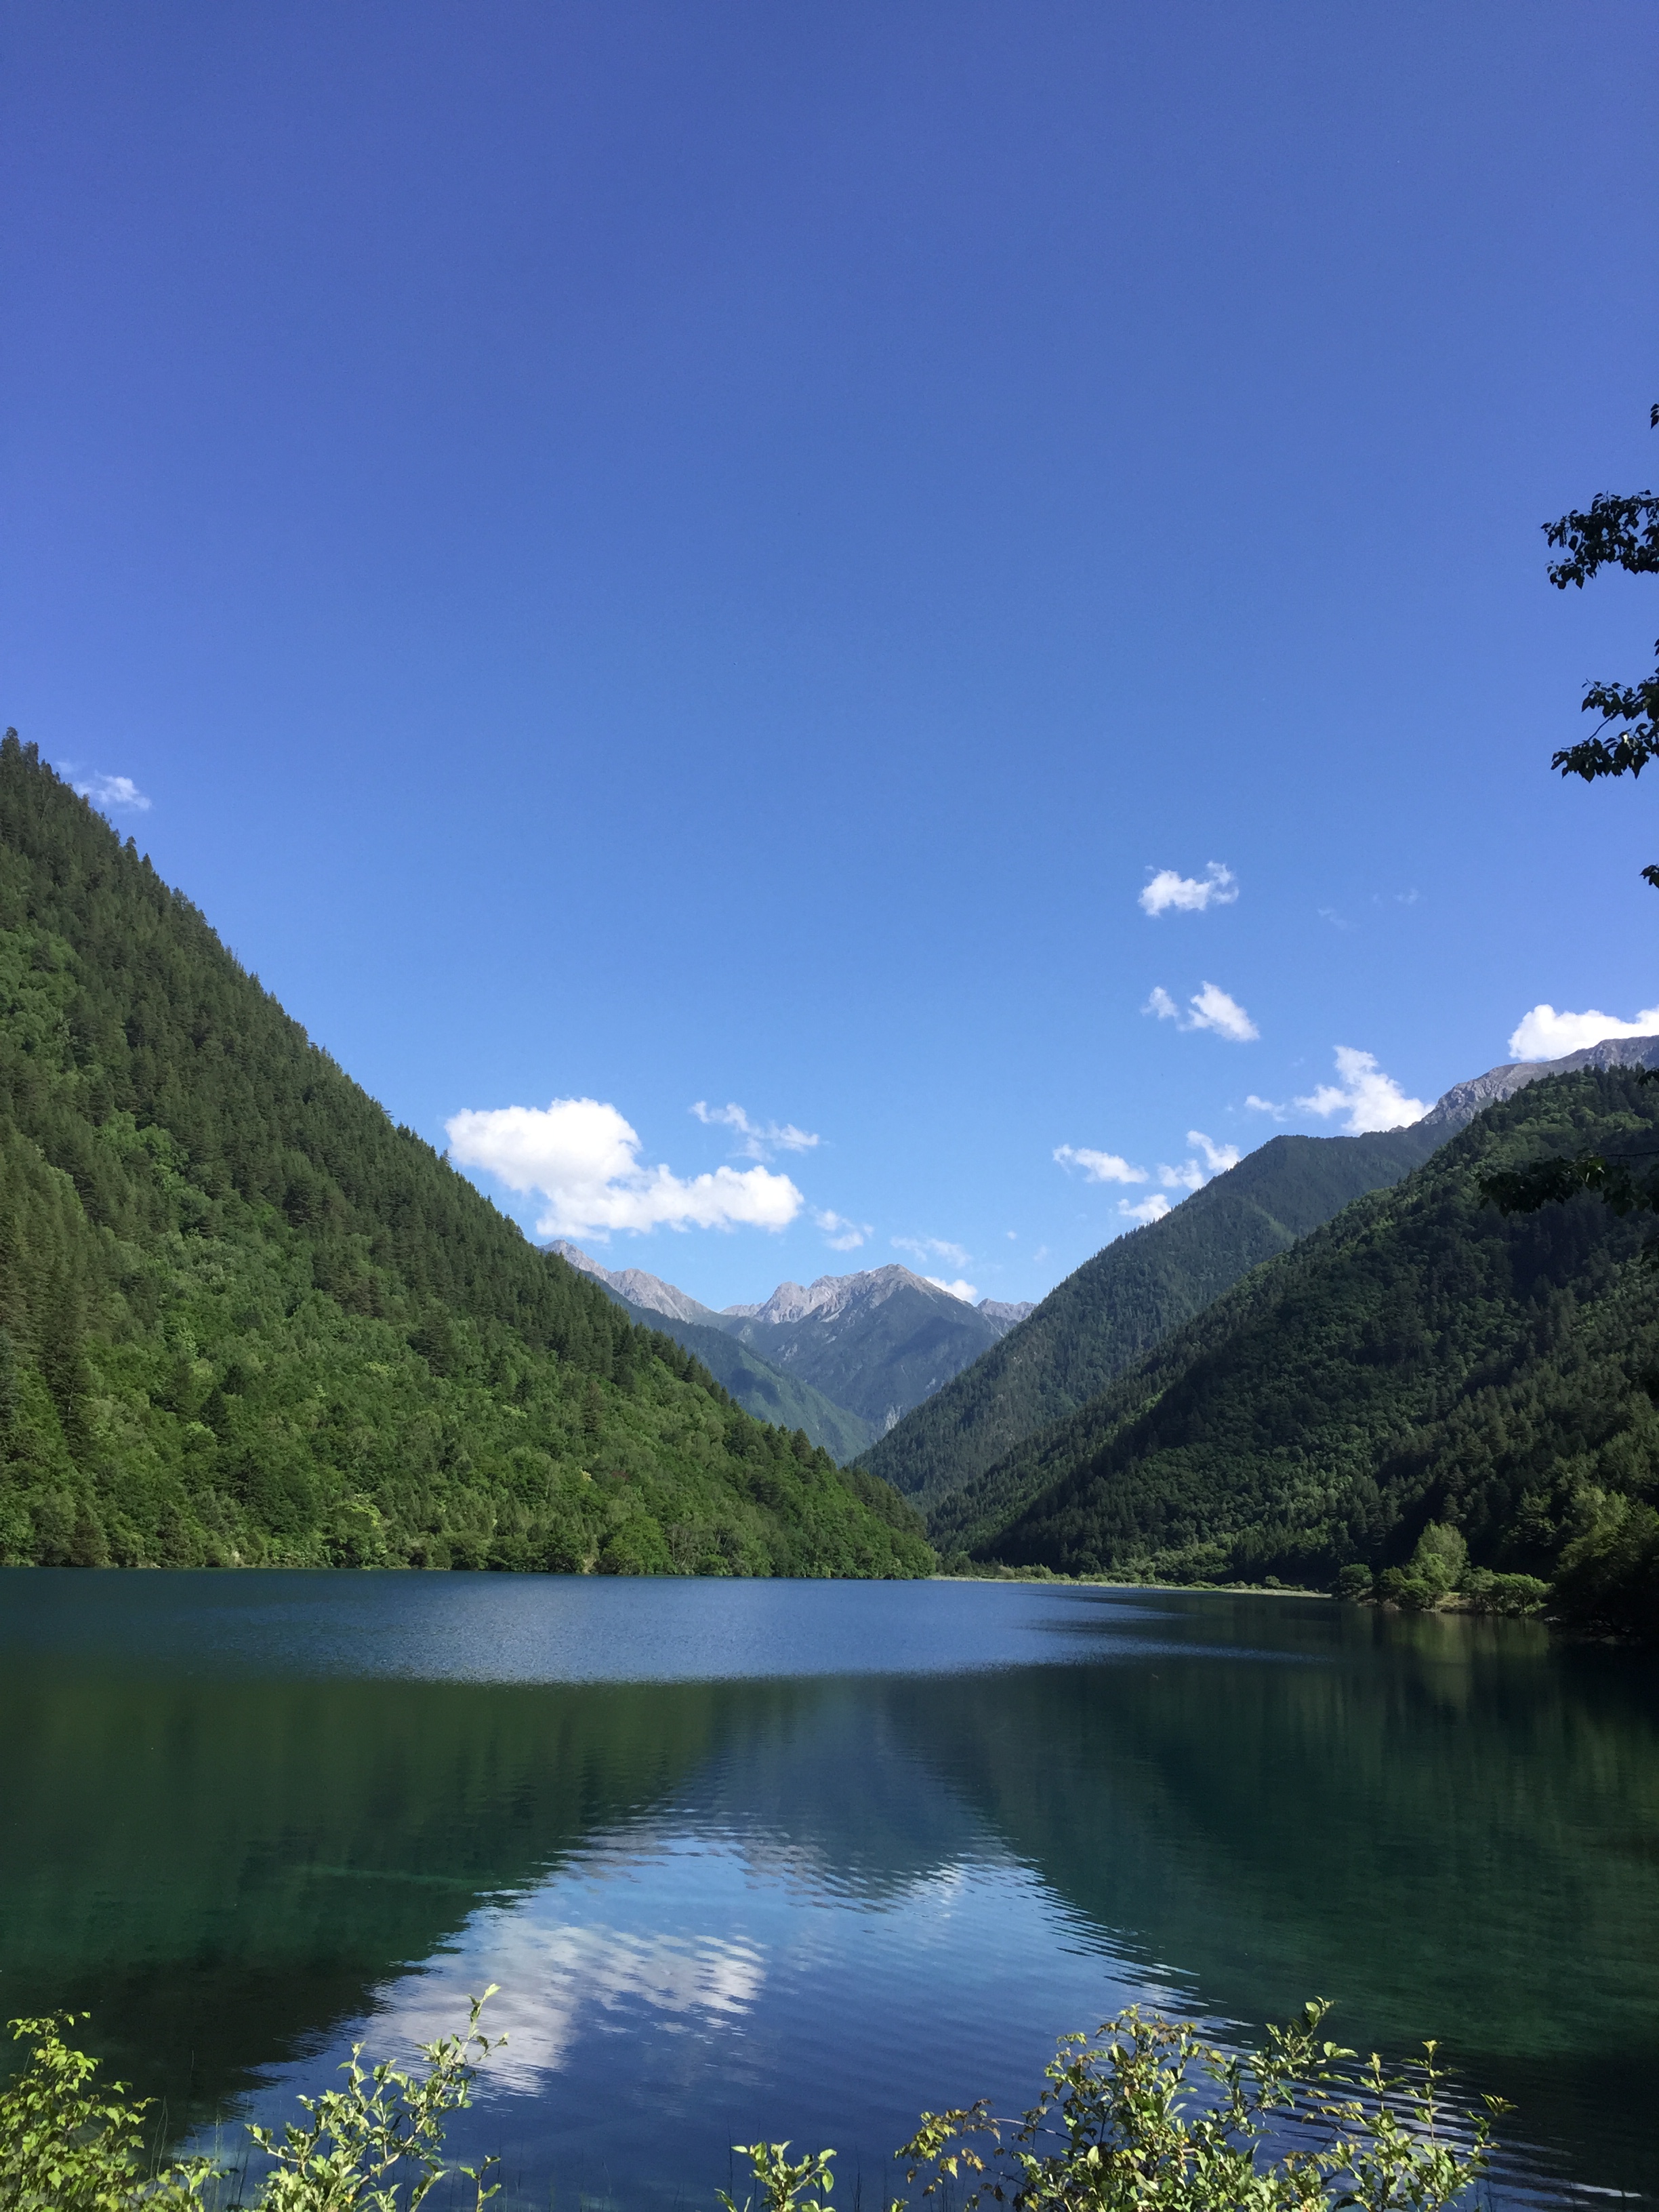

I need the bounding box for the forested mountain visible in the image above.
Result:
[940,1069,1659,1595]
[863,1127,1441,1511]
[554,1246,1029,1458]
[0,736,930,1576]
[553,1244,877,1462]
[718,1265,1010,1433]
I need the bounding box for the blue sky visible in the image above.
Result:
[5,1,1658,1309]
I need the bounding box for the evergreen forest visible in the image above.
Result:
[937,1069,1659,1635]
[0,736,931,1577]
[860,1125,1440,1509]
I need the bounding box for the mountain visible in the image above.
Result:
[978,1298,1038,1332]
[716,1265,1011,1434]
[552,1243,876,1462]
[937,1067,1659,1593]
[0,735,930,1577]
[861,1126,1441,1511]
[1416,1032,1659,1128]
[554,1246,1033,1458]
[862,1034,1659,1518]
[549,1242,722,1327]
[722,1269,1031,1339]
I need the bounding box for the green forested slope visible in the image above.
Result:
[861,1127,1439,1511]
[945,1071,1659,1589]
[0,735,930,1575]
[722,1270,1004,1433]
[607,1292,876,1462]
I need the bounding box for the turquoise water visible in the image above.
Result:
[0,1572,1654,2207]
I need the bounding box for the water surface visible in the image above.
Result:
[1,1572,1654,2207]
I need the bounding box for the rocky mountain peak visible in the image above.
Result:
[1419,1033,1659,1131]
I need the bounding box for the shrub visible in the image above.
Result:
[0,1999,501,2212]
[4,2000,1500,2212]
[731,2003,1500,2212]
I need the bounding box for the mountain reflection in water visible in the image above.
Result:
[0,1574,1654,2209]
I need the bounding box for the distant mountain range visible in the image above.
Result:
[558,1032,1659,1521]
[551,1246,1034,1458]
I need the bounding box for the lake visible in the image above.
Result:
[0,1571,1654,2208]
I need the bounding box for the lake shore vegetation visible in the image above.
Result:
[0,1999,1501,2212]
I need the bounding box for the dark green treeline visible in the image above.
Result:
[0,735,930,1576]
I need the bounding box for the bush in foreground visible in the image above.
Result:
[0,1997,1499,2212]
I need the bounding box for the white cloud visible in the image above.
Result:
[1157,1130,1242,1191]
[446,1097,804,1239]
[1295,1048,1427,1135]
[368,1910,765,2095]
[893,1233,972,1269]
[1507,1002,1659,1061]
[925,1276,979,1303]
[1119,1193,1172,1225]
[1246,1094,1288,1119]
[1145,981,1259,1042]
[1140,863,1238,917]
[813,1208,870,1251]
[691,1101,820,1160]
[70,771,150,815]
[1053,1144,1147,1185]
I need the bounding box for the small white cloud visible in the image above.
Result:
[691,1101,820,1160]
[1507,1003,1659,1061]
[70,770,151,815]
[1189,983,1258,1042]
[1295,1048,1427,1135]
[813,1208,870,1252]
[1155,1130,1242,1191]
[447,1097,804,1239]
[925,1276,979,1303]
[893,1234,972,1269]
[1119,1193,1172,1225]
[1192,1130,1242,1174]
[1140,863,1238,918]
[1246,1094,1288,1119]
[1319,907,1357,933]
[1146,982,1258,1042]
[1053,1144,1147,1186]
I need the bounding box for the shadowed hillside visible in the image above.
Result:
[862,1128,1439,1512]
[945,1071,1659,1592]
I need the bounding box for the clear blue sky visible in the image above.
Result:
[5,1,1657,1309]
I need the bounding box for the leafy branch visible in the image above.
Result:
[895,2003,1500,2212]
[1544,403,1659,884]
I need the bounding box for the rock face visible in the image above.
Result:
[548,1242,722,1326]
[978,1298,1037,1335]
[719,1267,1007,1430]
[1418,1034,1659,1131]
[722,1265,930,1328]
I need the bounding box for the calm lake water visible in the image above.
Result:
[1,1572,1655,2208]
